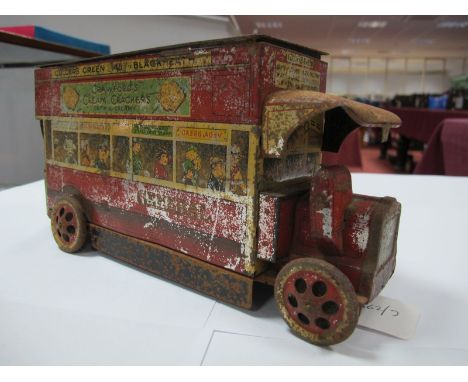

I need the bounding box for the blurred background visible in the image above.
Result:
[1,15,467,188]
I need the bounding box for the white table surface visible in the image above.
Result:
[1,174,468,365]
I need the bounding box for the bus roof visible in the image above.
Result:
[39,35,327,68]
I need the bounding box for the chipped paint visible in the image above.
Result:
[46,164,251,273]
[262,91,401,158]
[353,207,371,252]
[225,256,241,271]
[318,206,332,239]
[257,194,278,261]
[37,37,402,347]
[146,206,173,224]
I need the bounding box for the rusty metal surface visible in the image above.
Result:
[287,166,401,301]
[50,195,88,253]
[39,34,325,68]
[274,257,360,346]
[89,224,254,309]
[35,37,328,277]
[35,35,403,346]
[354,196,401,301]
[257,193,281,262]
[309,165,353,256]
[45,165,253,275]
[262,90,402,158]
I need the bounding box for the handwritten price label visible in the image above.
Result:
[364,303,400,317]
[358,295,420,340]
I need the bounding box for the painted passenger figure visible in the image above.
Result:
[230,144,247,195]
[80,139,92,167]
[95,142,110,171]
[182,160,195,185]
[112,136,131,174]
[63,138,77,164]
[208,157,225,192]
[182,146,201,186]
[132,141,143,175]
[153,149,170,180]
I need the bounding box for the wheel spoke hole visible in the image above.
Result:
[294,278,307,293]
[65,212,74,222]
[67,225,76,235]
[62,233,70,242]
[287,294,298,308]
[57,229,62,237]
[312,281,327,297]
[315,317,330,330]
[322,301,339,315]
[297,313,310,325]
[59,207,65,217]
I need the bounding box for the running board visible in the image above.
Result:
[89,224,254,309]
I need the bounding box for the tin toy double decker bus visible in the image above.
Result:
[35,36,402,345]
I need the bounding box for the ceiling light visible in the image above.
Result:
[255,21,283,29]
[358,20,387,28]
[349,37,370,45]
[437,21,468,28]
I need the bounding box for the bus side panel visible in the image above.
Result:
[35,44,261,125]
[46,164,252,275]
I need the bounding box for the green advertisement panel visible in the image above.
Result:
[61,77,191,116]
[132,124,173,137]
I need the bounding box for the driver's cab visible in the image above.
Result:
[256,89,401,280]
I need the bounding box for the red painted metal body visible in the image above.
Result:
[290,167,400,301]
[37,36,332,278]
[35,41,327,125]
[46,164,248,273]
[257,165,400,301]
[35,36,401,343]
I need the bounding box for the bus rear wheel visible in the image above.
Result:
[51,196,87,253]
[274,257,360,346]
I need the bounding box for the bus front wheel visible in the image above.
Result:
[51,196,87,253]
[274,257,360,346]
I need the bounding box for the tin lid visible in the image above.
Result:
[39,35,327,68]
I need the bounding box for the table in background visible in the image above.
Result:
[383,107,468,172]
[415,118,468,176]
[1,177,468,365]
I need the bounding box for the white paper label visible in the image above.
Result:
[358,295,420,340]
